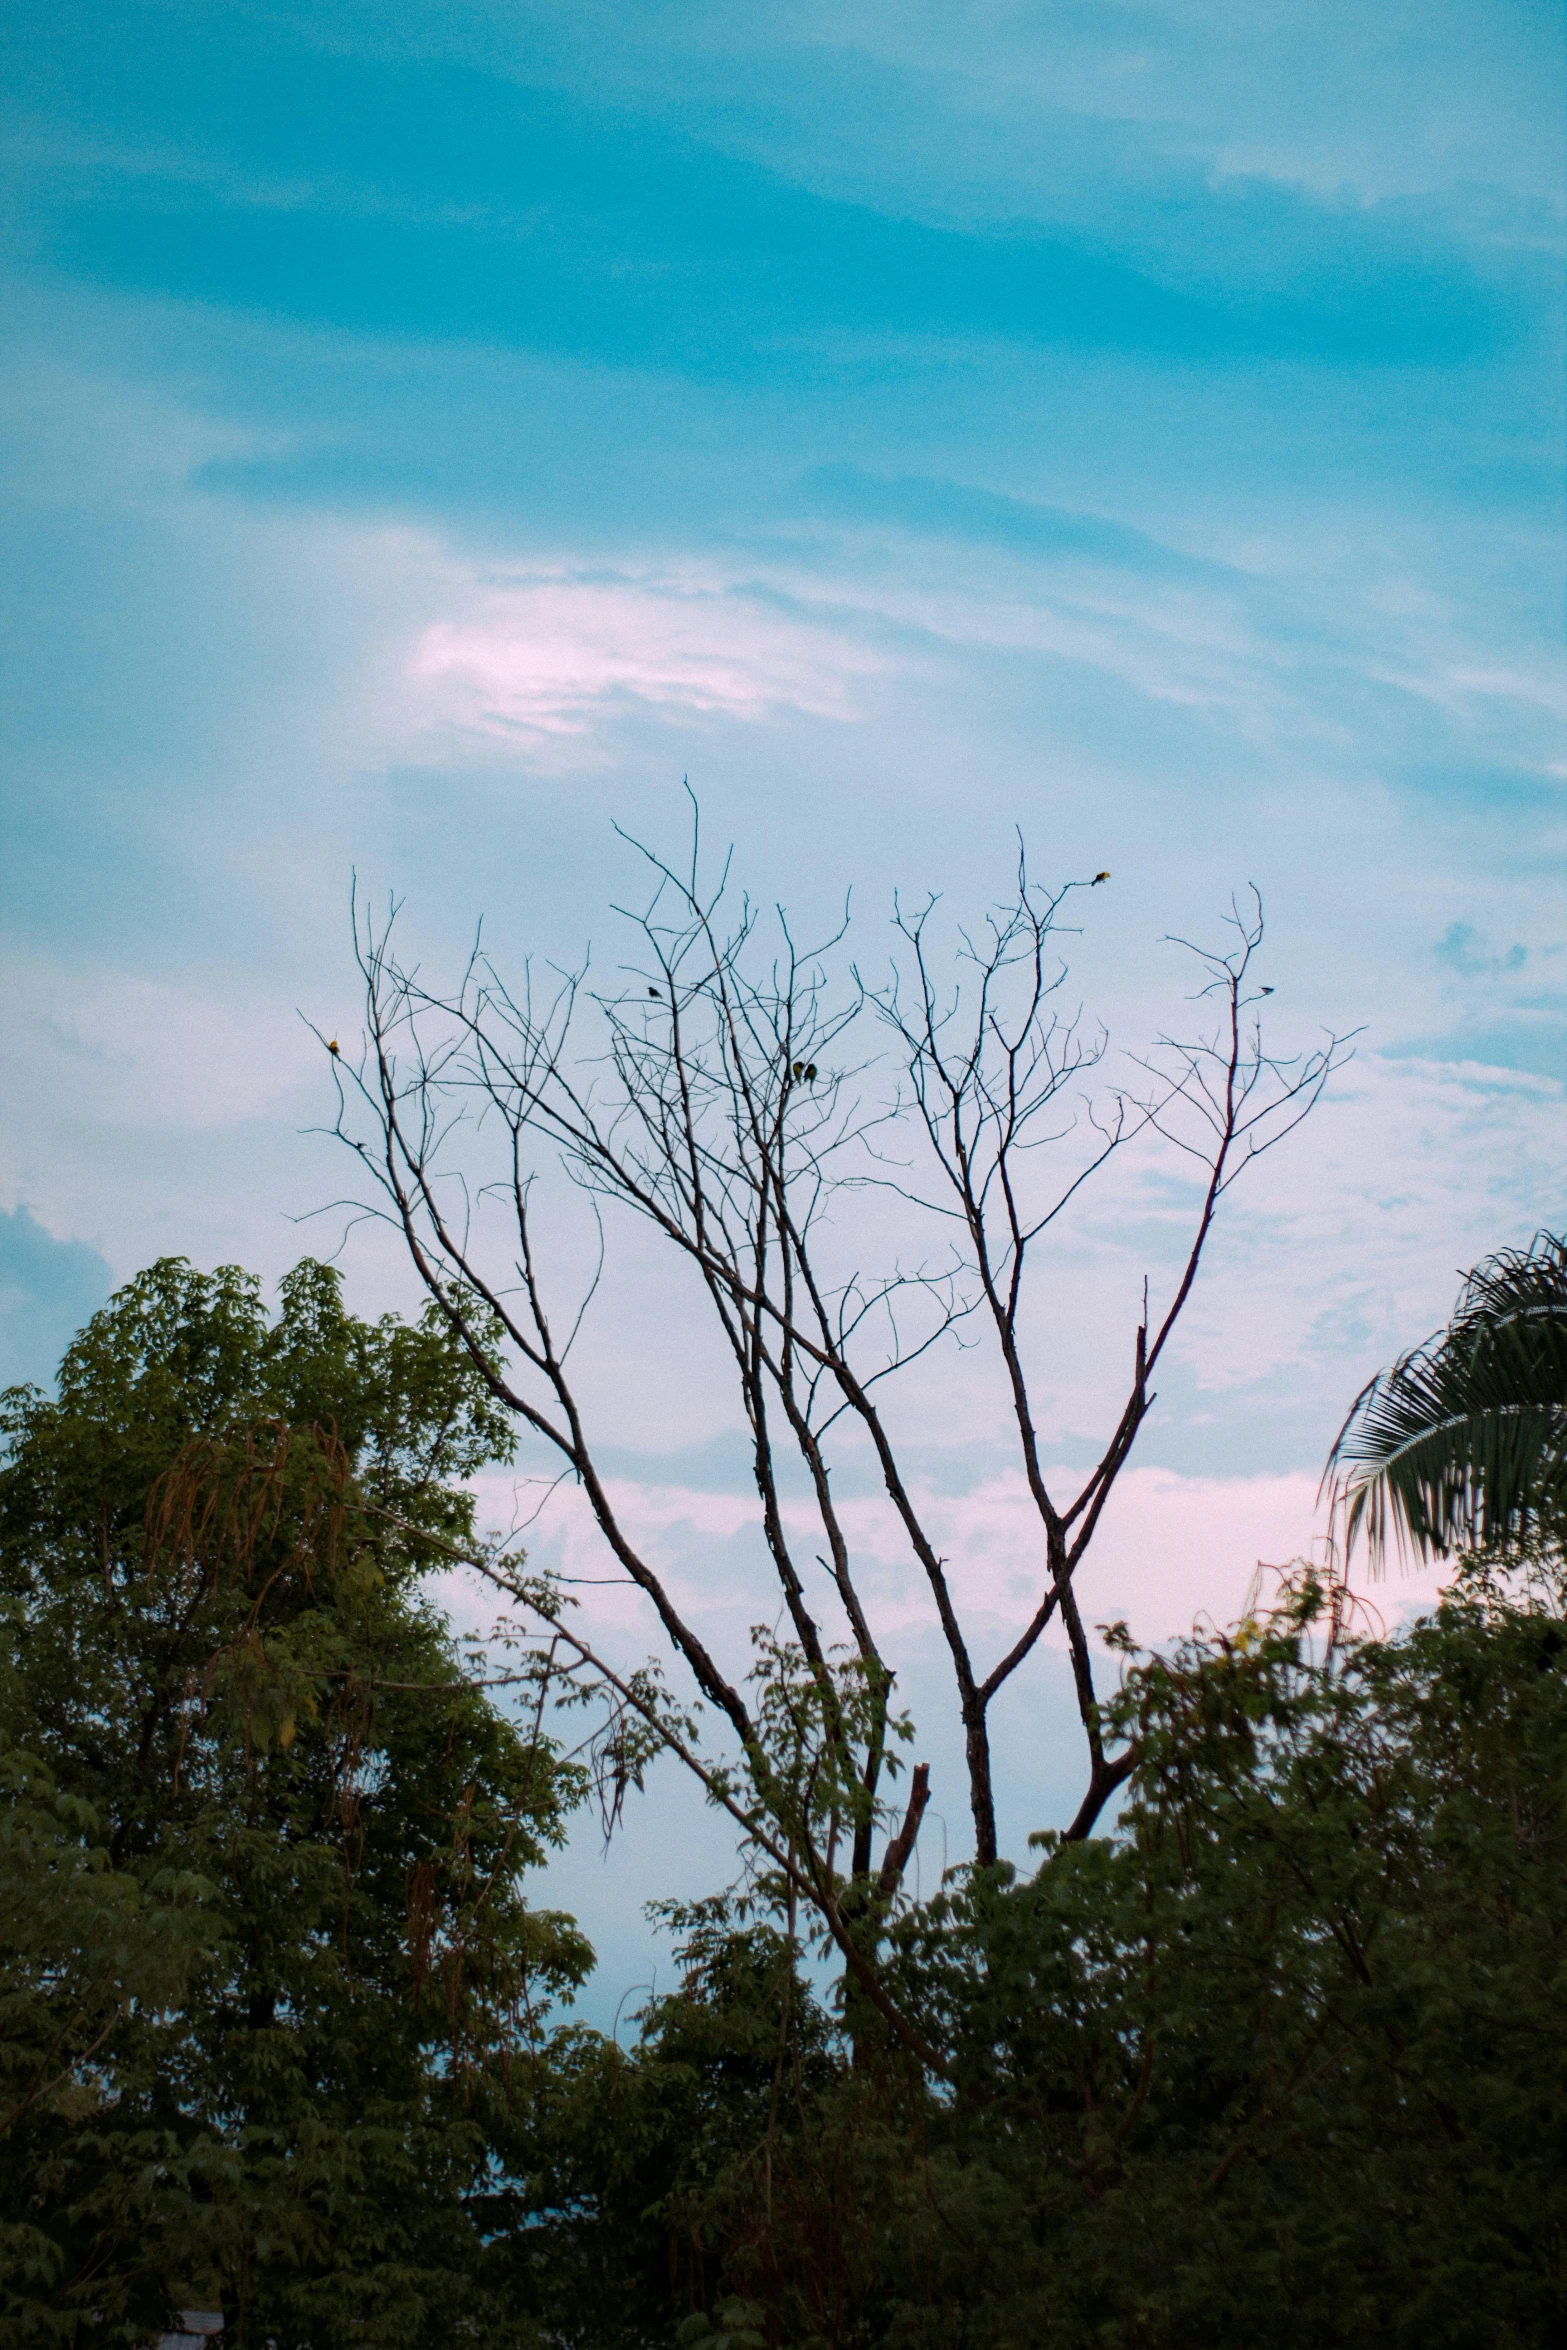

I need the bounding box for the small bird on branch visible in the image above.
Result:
[1092,871,1111,885]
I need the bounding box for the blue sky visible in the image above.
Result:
[2,0,1564,1999]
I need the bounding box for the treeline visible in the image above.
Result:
[3,1253,1566,2348]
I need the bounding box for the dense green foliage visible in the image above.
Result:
[502,1560,1567,2349]
[0,1733,212,2345]
[0,1260,587,2347]
[4,1254,1566,2346]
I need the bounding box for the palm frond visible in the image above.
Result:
[1327,1231,1567,1569]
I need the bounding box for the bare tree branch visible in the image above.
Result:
[315,818,1349,2066]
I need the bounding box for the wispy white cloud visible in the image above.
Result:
[410,567,888,738]
[392,488,1565,780]
[684,0,1567,212]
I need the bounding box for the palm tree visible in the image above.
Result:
[1327,1232,1567,1567]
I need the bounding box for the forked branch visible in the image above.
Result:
[316,820,1347,2039]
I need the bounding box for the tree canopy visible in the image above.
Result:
[4,1244,1566,2347]
[0,1258,588,2349]
[507,1555,1567,2348]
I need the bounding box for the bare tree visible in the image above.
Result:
[317,813,1349,2069]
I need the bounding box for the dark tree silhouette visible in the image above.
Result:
[320,812,1347,2071]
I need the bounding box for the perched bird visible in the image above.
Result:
[328,1039,340,1055]
[1260,986,1275,996]
[805,1063,818,1081]
[649,986,661,999]
[1092,871,1111,885]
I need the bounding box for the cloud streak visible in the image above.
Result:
[412,568,887,735]
[10,10,1532,377]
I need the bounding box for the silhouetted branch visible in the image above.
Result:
[317,815,1347,2068]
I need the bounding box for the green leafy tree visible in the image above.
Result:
[494,1912,839,2342]
[508,1556,1567,2349]
[1328,1231,1567,1563]
[868,1559,1567,2348]
[0,1258,590,2349]
[0,1732,213,2349]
